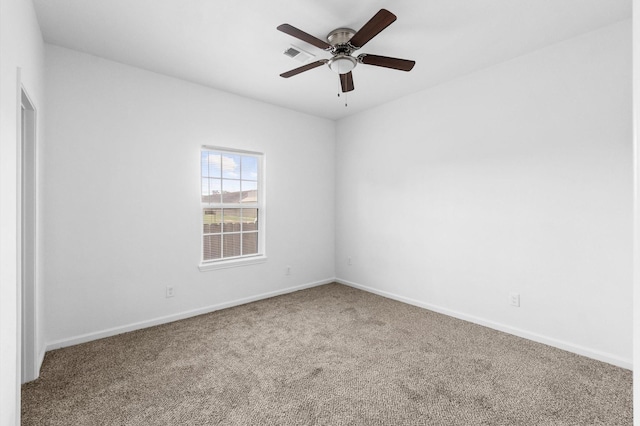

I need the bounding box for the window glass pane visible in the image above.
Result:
[201,151,209,178]
[222,154,241,179]
[241,181,258,204]
[242,209,258,231]
[223,234,241,258]
[201,177,208,201]
[203,234,221,260]
[204,152,222,178]
[242,232,258,255]
[223,208,241,233]
[242,156,258,181]
[202,178,221,204]
[203,209,222,234]
[222,179,241,203]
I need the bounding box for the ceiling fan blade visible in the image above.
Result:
[340,72,354,93]
[277,24,332,50]
[358,54,415,71]
[349,9,397,49]
[280,60,327,78]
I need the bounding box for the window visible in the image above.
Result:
[200,147,264,267]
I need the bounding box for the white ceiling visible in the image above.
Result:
[33,0,631,120]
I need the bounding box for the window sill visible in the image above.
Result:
[198,255,267,272]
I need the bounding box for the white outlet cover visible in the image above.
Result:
[509,292,520,307]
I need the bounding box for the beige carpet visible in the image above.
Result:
[22,283,632,425]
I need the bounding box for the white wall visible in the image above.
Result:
[43,45,335,346]
[0,0,44,423]
[336,20,633,368]
[632,0,640,419]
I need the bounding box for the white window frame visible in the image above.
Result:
[199,146,266,271]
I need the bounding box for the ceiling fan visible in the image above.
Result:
[277,9,416,93]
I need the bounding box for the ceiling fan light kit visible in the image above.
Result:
[277,9,415,94]
[328,55,356,74]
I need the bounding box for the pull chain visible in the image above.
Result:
[337,88,348,108]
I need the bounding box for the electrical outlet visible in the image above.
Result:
[286,266,291,276]
[509,292,520,307]
[166,286,175,298]
[348,257,352,266]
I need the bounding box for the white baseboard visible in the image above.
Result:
[336,278,632,370]
[36,346,46,375]
[46,278,335,352]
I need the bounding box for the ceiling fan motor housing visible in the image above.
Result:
[327,28,356,48]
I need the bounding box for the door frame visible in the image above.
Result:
[17,74,38,384]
